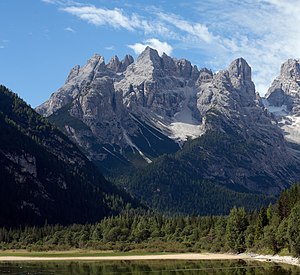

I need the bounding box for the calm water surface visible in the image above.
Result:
[0,260,299,274]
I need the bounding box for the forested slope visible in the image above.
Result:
[0,85,140,227]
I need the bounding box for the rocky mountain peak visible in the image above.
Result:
[227,58,255,100]
[176,59,193,78]
[35,53,300,197]
[264,58,300,144]
[266,59,300,112]
[228,58,252,82]
[85,54,106,75]
[161,53,177,74]
[119,54,134,72]
[280,59,300,81]
[137,46,161,66]
[106,55,120,72]
[87,54,105,66]
[196,58,257,120]
[65,65,80,83]
[197,68,213,83]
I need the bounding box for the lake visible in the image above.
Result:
[0,260,299,274]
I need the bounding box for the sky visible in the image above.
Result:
[1,0,300,107]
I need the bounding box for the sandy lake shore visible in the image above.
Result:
[0,253,249,262]
[0,252,299,266]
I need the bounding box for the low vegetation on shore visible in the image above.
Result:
[1,184,300,257]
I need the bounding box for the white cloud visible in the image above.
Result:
[158,12,215,43]
[105,45,115,51]
[41,0,60,4]
[42,0,55,3]
[60,4,172,37]
[41,0,78,5]
[64,27,76,33]
[128,38,173,56]
[62,6,140,31]
[185,0,300,95]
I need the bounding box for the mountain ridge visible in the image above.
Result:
[35,49,300,214]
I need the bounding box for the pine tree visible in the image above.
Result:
[254,206,268,243]
[226,207,248,253]
[287,203,300,256]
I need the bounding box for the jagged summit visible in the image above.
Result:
[228,58,252,82]
[280,59,300,80]
[137,46,160,62]
[264,58,300,144]
[36,53,134,116]
[266,59,300,111]
[107,55,120,71]
[227,58,256,101]
[107,54,134,73]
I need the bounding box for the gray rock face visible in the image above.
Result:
[266,59,300,112]
[116,46,199,119]
[264,59,300,144]
[4,152,37,178]
[194,58,299,194]
[106,54,134,73]
[36,54,134,117]
[196,58,256,118]
[37,47,204,170]
[63,77,140,162]
[119,55,134,72]
[106,55,121,72]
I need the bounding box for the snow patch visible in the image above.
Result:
[281,115,300,144]
[262,98,300,143]
[168,122,203,142]
[168,87,204,141]
[262,98,288,117]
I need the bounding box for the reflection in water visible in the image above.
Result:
[0,260,299,274]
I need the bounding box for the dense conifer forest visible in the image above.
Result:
[1,184,300,257]
[0,85,140,226]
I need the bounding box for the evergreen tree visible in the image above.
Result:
[254,206,268,244]
[287,203,300,256]
[226,207,248,253]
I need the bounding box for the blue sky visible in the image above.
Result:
[1,0,300,107]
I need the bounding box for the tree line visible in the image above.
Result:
[1,184,300,256]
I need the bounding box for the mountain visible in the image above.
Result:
[115,58,300,215]
[36,49,300,215]
[264,59,300,144]
[0,85,139,227]
[36,47,203,173]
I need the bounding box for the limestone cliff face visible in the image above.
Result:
[193,58,298,194]
[36,54,133,117]
[115,47,199,119]
[264,59,300,144]
[266,59,300,113]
